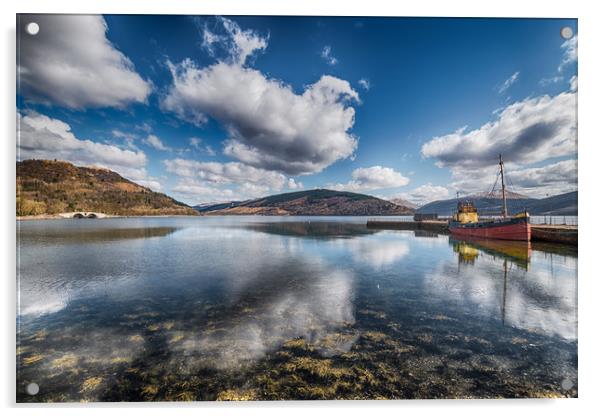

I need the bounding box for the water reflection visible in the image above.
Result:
[170,261,356,371]
[338,233,410,269]
[17,226,179,316]
[242,221,377,238]
[17,217,578,401]
[452,238,532,269]
[18,225,178,245]
[413,230,441,238]
[428,238,577,339]
[244,222,412,269]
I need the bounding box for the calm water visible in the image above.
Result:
[16,217,578,401]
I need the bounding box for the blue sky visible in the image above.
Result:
[17,15,577,205]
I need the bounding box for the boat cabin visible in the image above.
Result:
[452,201,479,224]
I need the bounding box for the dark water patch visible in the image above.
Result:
[240,221,379,239]
[18,226,179,245]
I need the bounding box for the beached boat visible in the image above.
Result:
[448,155,531,241]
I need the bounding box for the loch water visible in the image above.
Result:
[17,216,578,401]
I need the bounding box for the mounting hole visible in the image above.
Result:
[26,382,39,396]
[561,378,574,390]
[26,22,40,36]
[560,26,573,40]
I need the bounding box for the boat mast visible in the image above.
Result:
[501,259,508,325]
[499,154,508,218]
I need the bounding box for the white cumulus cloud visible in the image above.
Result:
[18,15,151,109]
[18,111,146,173]
[172,178,236,202]
[392,184,451,206]
[421,90,577,198]
[288,178,303,190]
[171,178,270,204]
[450,159,577,198]
[164,158,287,188]
[136,179,162,192]
[331,166,409,192]
[163,18,360,176]
[421,91,576,169]
[504,159,577,192]
[164,158,303,204]
[163,60,359,175]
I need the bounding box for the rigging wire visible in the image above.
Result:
[505,169,516,194]
[487,170,501,198]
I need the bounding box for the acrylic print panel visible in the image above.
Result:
[16,14,578,402]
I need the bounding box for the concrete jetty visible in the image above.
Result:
[367,219,450,234]
[531,224,577,245]
[366,219,577,245]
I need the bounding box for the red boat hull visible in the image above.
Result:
[449,218,531,241]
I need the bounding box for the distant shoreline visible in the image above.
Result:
[16,214,200,221]
[15,213,580,221]
[16,213,420,221]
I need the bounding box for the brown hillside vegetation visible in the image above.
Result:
[203,189,415,216]
[16,159,199,217]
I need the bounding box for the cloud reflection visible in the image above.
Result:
[338,233,410,269]
[425,246,577,340]
[170,262,356,370]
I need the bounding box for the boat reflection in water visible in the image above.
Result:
[452,238,532,270]
[453,240,480,265]
[451,238,533,326]
[446,236,575,339]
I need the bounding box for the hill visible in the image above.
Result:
[389,198,418,210]
[195,201,243,213]
[467,189,529,200]
[524,191,578,216]
[17,159,199,217]
[197,189,415,216]
[417,191,577,216]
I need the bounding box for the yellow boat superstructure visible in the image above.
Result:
[451,201,479,224]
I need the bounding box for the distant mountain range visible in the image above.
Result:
[17,159,576,218]
[417,191,577,216]
[17,159,199,216]
[389,198,418,210]
[195,189,415,216]
[467,189,530,200]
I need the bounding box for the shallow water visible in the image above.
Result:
[16,216,578,401]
